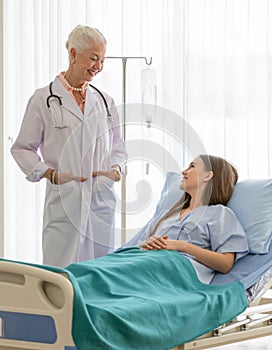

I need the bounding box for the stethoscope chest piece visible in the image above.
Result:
[47,82,68,129]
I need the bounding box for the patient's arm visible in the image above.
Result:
[141,235,235,274]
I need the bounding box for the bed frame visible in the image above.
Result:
[1,260,272,350]
[176,289,272,349]
[0,260,75,350]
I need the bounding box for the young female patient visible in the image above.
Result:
[64,155,249,349]
[127,154,249,284]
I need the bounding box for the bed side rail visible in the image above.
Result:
[0,260,77,350]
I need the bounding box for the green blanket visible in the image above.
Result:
[65,248,248,350]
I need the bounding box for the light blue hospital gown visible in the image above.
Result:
[123,205,249,284]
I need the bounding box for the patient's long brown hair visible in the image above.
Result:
[149,155,238,237]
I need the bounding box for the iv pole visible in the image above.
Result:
[106,56,153,244]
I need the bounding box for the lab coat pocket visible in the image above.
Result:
[93,175,115,192]
[49,180,76,190]
[45,180,81,229]
[91,177,116,221]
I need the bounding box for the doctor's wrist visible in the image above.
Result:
[44,168,58,184]
[43,168,53,180]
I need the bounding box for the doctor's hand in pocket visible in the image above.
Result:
[92,167,121,182]
[44,168,87,185]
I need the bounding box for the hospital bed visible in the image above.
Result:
[0,173,272,350]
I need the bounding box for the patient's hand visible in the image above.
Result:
[141,235,168,250]
[141,235,185,252]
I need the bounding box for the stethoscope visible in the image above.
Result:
[46,82,112,129]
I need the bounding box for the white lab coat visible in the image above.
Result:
[11,77,128,267]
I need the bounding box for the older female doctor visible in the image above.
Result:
[11,25,128,268]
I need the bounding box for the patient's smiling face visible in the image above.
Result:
[180,157,212,195]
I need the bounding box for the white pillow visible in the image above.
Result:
[227,179,272,254]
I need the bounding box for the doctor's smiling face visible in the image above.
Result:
[65,25,107,87]
[70,42,106,83]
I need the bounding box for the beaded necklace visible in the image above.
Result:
[63,79,88,92]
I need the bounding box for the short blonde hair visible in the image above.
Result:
[65,24,106,53]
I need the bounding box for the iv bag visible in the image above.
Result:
[141,68,157,126]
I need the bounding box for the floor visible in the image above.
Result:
[209,335,272,349]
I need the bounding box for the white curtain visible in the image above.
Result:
[3,0,272,263]
[184,0,272,179]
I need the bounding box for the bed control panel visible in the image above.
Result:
[0,311,57,343]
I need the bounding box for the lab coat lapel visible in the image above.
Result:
[80,87,98,235]
[81,87,98,175]
[84,87,98,119]
[52,77,83,121]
